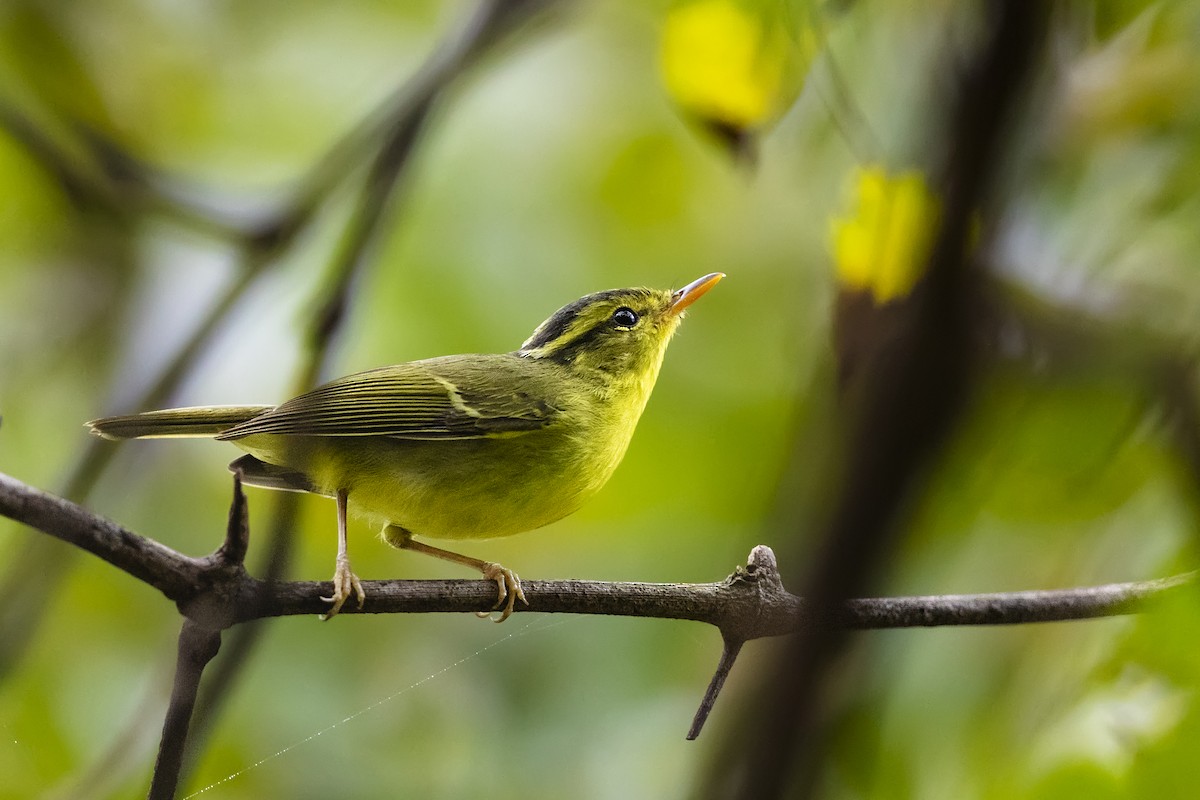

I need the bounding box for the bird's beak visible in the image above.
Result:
[668,273,725,316]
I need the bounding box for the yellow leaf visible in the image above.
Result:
[830,166,941,305]
[660,0,814,135]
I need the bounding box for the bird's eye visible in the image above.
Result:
[611,307,639,328]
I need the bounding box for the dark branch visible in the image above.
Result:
[0,469,1187,632]
[148,621,222,800]
[689,637,745,740]
[3,464,1190,756]
[238,571,1193,628]
[0,472,204,602]
[149,475,251,799]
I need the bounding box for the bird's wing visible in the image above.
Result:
[216,358,560,441]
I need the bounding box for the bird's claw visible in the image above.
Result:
[320,556,365,620]
[476,562,528,623]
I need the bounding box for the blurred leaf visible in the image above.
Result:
[659,0,817,152]
[830,164,939,305]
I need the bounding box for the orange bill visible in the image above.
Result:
[668,272,725,316]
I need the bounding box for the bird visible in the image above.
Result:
[88,273,724,621]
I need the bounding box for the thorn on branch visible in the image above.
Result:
[688,635,745,740]
[689,546,791,740]
[179,473,253,632]
[215,470,249,567]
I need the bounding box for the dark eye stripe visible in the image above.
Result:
[538,306,647,364]
[521,289,631,351]
[547,319,615,363]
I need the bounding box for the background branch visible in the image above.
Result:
[722,5,1052,797]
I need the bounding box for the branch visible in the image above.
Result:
[1,469,1188,629]
[147,621,222,800]
[3,466,1191,752]
[0,1,561,256]
[258,0,562,256]
[0,472,204,602]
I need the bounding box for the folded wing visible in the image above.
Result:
[216,357,559,442]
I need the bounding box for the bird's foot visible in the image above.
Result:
[320,556,365,620]
[476,562,528,623]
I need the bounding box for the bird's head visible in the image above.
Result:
[518,273,723,388]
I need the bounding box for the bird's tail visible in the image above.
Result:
[87,406,274,440]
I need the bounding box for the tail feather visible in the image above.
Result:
[87,405,274,440]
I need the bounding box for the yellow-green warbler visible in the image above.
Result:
[89,274,723,621]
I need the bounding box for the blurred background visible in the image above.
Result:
[1,0,1199,797]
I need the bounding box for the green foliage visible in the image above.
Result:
[1,1,1199,798]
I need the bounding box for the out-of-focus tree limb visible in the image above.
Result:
[717,4,1053,798]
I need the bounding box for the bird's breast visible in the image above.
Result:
[246,422,629,542]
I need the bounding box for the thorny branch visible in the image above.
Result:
[1,468,1192,743]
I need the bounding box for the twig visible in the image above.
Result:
[148,475,250,799]
[688,637,745,740]
[148,621,222,800]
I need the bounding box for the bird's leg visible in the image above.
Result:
[320,489,365,619]
[382,525,528,622]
